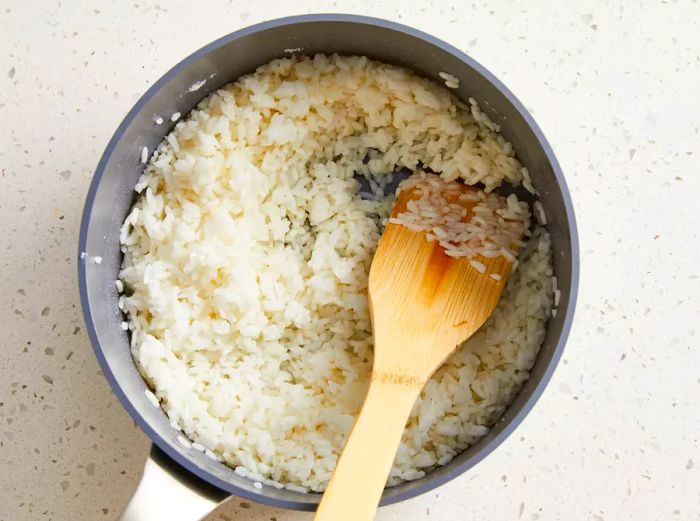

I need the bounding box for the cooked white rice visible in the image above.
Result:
[468,259,487,273]
[389,172,529,261]
[438,71,460,89]
[119,54,553,492]
[534,200,547,225]
[176,434,192,449]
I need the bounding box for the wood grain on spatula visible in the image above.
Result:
[314,183,516,521]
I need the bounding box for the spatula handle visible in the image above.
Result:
[314,377,421,521]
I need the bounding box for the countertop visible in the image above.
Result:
[1,1,698,520]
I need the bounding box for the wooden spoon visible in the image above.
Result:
[314,183,516,521]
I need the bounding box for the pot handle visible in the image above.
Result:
[119,445,229,521]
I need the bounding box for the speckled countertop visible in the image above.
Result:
[1,1,699,520]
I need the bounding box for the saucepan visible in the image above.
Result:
[78,14,578,520]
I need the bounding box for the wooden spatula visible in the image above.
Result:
[314,183,516,521]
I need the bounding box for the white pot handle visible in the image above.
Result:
[119,446,229,521]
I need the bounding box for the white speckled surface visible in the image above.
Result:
[1,1,699,520]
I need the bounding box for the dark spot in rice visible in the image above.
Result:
[239,502,251,509]
[42,375,53,384]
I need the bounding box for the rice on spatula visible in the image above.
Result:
[314,175,528,521]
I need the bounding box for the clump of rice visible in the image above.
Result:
[119,54,554,492]
[438,71,460,90]
[389,172,529,261]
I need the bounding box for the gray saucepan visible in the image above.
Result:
[78,14,579,520]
